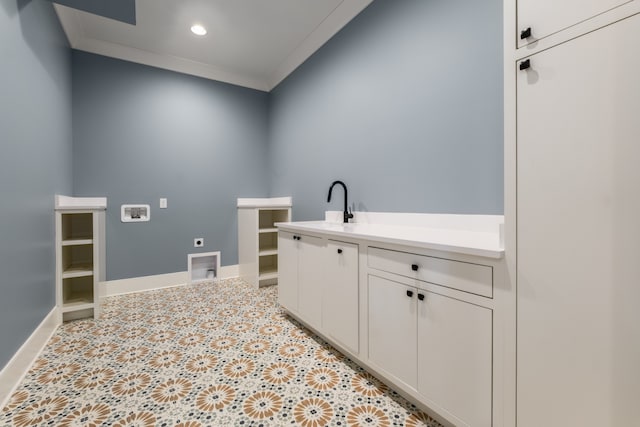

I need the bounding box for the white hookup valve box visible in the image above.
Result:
[121,204,150,222]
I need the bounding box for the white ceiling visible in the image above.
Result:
[54,0,373,92]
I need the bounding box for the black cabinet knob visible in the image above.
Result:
[520,27,532,39]
[406,290,414,298]
[519,59,531,71]
[337,249,343,254]
[411,264,419,271]
[418,293,425,301]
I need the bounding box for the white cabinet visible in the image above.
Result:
[368,274,492,427]
[324,240,359,354]
[297,234,324,330]
[55,197,106,321]
[516,14,640,426]
[368,246,493,298]
[417,289,492,427]
[277,231,325,331]
[368,275,417,388]
[238,198,291,288]
[277,231,298,311]
[516,0,631,47]
[277,222,500,426]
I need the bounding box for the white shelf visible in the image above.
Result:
[62,238,93,246]
[259,248,278,256]
[62,264,93,279]
[237,197,292,208]
[62,300,94,313]
[55,195,107,210]
[258,227,278,234]
[259,269,278,281]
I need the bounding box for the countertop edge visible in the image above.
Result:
[276,222,504,259]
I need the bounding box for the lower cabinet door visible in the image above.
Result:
[417,291,492,427]
[324,240,359,354]
[277,232,298,312]
[368,275,417,389]
[297,234,325,331]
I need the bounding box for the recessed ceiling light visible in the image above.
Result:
[190,24,207,36]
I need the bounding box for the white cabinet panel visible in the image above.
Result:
[368,246,493,298]
[517,14,640,426]
[277,231,325,330]
[324,240,359,354]
[517,0,631,47]
[368,275,417,389]
[418,292,492,427]
[277,232,298,312]
[297,234,325,331]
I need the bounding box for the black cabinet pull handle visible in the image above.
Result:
[406,290,413,298]
[337,249,343,254]
[519,59,531,71]
[411,264,419,271]
[293,235,300,240]
[418,293,425,301]
[520,27,532,39]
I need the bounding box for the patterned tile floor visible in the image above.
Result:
[1,278,442,427]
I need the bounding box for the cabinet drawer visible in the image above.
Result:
[368,247,492,298]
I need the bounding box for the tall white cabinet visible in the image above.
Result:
[237,197,291,288]
[516,0,631,47]
[55,195,106,322]
[506,2,640,426]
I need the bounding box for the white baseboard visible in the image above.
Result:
[100,265,240,298]
[0,307,59,409]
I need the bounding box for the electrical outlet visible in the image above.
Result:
[160,198,167,209]
[194,238,204,247]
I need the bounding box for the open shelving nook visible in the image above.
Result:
[61,244,93,278]
[55,195,106,322]
[258,253,278,282]
[61,276,94,312]
[256,208,289,286]
[238,197,292,288]
[258,209,290,233]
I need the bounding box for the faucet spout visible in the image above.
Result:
[327,180,354,223]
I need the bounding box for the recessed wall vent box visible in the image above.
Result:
[121,204,150,222]
[188,251,221,284]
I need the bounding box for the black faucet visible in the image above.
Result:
[327,180,354,223]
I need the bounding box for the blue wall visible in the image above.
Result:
[0,0,504,368]
[268,0,503,220]
[72,52,270,280]
[0,0,72,368]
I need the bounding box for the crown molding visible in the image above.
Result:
[267,0,373,90]
[54,1,374,92]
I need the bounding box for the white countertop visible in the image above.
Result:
[276,218,504,259]
[55,195,107,210]
[237,197,292,208]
